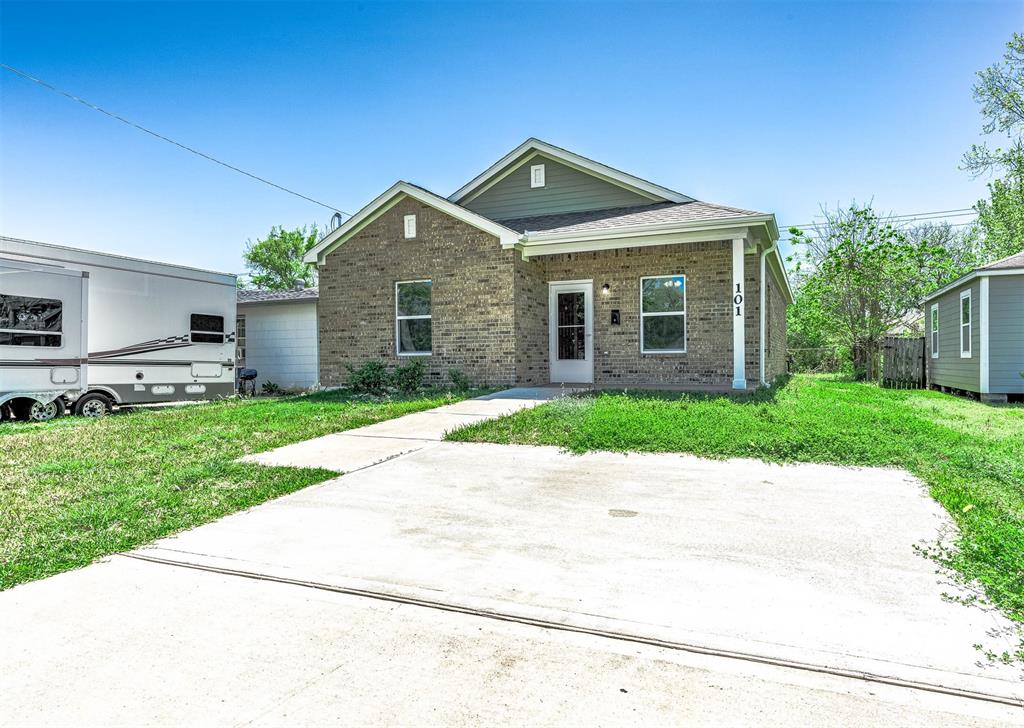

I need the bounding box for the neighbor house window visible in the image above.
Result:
[0,294,63,347]
[396,280,432,355]
[191,313,225,344]
[959,290,972,358]
[930,304,939,358]
[640,275,686,353]
[530,164,545,188]
[404,214,417,239]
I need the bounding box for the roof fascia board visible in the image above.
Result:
[521,214,776,244]
[450,139,691,205]
[517,225,753,259]
[304,181,519,264]
[921,268,1024,303]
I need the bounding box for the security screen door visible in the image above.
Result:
[548,281,593,383]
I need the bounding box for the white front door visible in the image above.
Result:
[548,280,593,384]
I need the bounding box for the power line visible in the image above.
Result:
[778,219,978,245]
[1,63,350,216]
[783,208,977,231]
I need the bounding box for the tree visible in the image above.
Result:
[789,204,953,380]
[963,32,1024,259]
[242,225,319,290]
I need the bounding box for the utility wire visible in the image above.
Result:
[1,63,350,216]
[783,208,976,231]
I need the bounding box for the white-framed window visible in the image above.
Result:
[396,279,432,355]
[640,274,686,353]
[959,289,972,358]
[530,163,545,188]
[930,303,939,358]
[403,214,417,239]
[0,294,63,347]
[191,313,225,344]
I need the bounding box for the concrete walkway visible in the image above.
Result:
[240,386,565,472]
[2,388,1022,726]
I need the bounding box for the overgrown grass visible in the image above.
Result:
[1,389,478,589]
[449,375,1024,654]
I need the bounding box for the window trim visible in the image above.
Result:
[639,274,687,354]
[530,164,545,188]
[403,214,417,239]
[189,312,226,345]
[0,294,64,348]
[959,289,972,358]
[929,303,939,358]
[395,279,432,357]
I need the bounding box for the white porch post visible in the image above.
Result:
[732,237,747,390]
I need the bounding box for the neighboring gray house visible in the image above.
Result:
[922,251,1024,403]
[236,286,319,390]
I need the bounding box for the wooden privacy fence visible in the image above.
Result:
[882,336,926,389]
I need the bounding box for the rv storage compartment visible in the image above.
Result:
[191,362,222,378]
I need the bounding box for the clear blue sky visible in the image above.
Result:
[1,1,1019,275]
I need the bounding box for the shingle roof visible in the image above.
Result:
[237,287,319,303]
[497,201,767,236]
[980,251,1024,270]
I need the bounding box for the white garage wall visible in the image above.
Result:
[238,301,318,390]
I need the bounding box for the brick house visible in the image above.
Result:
[305,139,792,390]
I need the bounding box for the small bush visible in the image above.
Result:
[260,381,281,395]
[346,361,390,395]
[391,360,426,394]
[448,368,471,392]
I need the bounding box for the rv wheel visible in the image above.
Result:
[24,398,66,422]
[75,393,113,418]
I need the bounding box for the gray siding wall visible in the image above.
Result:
[927,280,981,392]
[463,155,654,221]
[989,274,1024,393]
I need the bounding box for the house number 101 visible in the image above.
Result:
[734,284,743,316]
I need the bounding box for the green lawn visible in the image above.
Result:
[448,375,1024,656]
[1,389,476,590]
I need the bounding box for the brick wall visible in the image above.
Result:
[317,197,518,387]
[765,268,789,382]
[533,241,759,387]
[317,198,786,390]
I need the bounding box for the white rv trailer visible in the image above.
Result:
[0,257,89,420]
[0,236,237,418]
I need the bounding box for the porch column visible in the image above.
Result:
[731,238,747,390]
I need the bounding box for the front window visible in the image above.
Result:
[0,294,63,347]
[191,313,225,344]
[930,304,939,358]
[396,280,432,355]
[960,290,972,358]
[640,275,686,353]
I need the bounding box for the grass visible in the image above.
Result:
[449,375,1024,655]
[1,388,479,590]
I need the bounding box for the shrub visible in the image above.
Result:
[260,381,281,396]
[391,360,426,394]
[346,361,390,395]
[448,368,471,392]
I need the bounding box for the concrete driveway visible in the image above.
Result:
[2,392,1022,725]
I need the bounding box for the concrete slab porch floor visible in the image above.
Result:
[2,389,1022,725]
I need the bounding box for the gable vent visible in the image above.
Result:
[404,214,417,239]
[530,164,545,188]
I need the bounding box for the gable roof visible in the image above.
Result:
[238,287,319,304]
[449,138,692,206]
[922,251,1024,303]
[980,250,1024,270]
[498,200,768,235]
[304,181,520,265]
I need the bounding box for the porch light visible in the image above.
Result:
[602,283,610,294]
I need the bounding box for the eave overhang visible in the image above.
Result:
[304,181,520,266]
